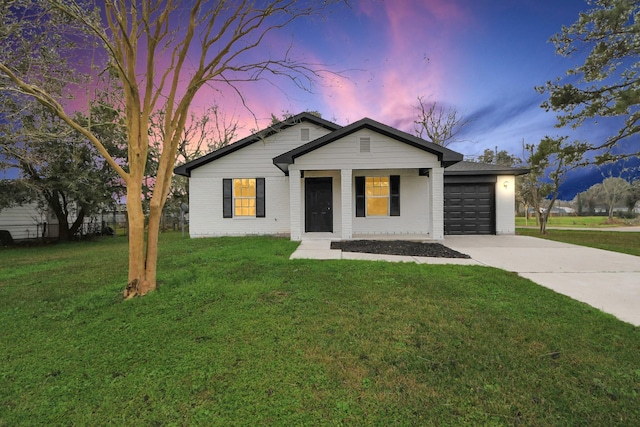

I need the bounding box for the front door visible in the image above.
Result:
[305,177,333,232]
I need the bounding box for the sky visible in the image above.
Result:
[187,0,639,200]
[2,0,638,199]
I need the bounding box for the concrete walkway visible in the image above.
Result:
[290,236,640,326]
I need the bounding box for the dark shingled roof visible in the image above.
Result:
[445,161,529,176]
[174,111,527,179]
[174,112,341,177]
[273,117,464,174]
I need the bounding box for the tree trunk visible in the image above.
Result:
[47,192,74,241]
[607,205,615,223]
[539,213,548,234]
[145,203,162,290]
[57,216,72,241]
[123,183,157,299]
[68,209,86,237]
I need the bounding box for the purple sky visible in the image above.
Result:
[4,0,637,199]
[196,0,586,150]
[187,0,638,199]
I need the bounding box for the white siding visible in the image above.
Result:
[0,203,57,240]
[188,123,333,237]
[190,176,291,237]
[289,130,443,239]
[293,130,442,170]
[289,169,302,240]
[495,175,516,235]
[429,167,444,240]
[187,123,454,240]
[340,169,352,239]
[192,123,333,178]
[351,169,431,237]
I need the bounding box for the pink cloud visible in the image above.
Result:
[313,0,473,134]
[185,0,477,141]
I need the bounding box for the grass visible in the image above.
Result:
[517,228,640,257]
[1,234,639,425]
[515,215,638,228]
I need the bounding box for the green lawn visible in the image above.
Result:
[1,234,639,425]
[515,215,638,228]
[517,228,640,257]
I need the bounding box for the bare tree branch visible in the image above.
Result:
[413,96,471,147]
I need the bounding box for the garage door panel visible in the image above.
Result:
[444,183,495,235]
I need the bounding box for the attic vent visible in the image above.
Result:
[359,137,371,153]
[301,128,310,141]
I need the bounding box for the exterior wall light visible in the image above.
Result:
[503,180,510,189]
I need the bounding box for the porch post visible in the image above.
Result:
[341,169,353,239]
[289,169,302,241]
[430,167,444,240]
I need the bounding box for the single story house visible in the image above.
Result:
[174,112,528,240]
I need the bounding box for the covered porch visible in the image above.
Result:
[287,167,445,241]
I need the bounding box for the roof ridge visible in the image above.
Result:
[174,112,341,177]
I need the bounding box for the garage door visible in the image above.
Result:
[444,183,495,235]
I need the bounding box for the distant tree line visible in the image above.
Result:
[574,177,640,220]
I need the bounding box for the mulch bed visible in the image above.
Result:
[330,240,471,258]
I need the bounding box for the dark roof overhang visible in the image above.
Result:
[173,112,341,177]
[444,161,530,176]
[272,117,464,174]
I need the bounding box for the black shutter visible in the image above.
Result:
[355,176,365,217]
[256,178,265,218]
[390,175,400,216]
[223,179,232,218]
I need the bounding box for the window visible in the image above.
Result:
[223,178,265,218]
[355,175,400,217]
[366,177,389,216]
[234,178,256,216]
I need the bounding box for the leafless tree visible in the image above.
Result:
[414,96,470,147]
[147,105,240,222]
[597,177,631,223]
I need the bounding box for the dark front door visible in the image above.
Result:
[305,177,333,232]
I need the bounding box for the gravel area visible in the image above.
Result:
[330,240,471,258]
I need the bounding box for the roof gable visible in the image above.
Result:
[174,112,341,177]
[272,117,464,174]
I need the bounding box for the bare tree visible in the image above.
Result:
[524,136,588,234]
[625,179,640,215]
[413,96,470,147]
[597,177,631,223]
[148,105,240,222]
[1,0,342,298]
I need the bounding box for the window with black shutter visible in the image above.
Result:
[390,175,400,216]
[222,178,265,218]
[355,175,400,217]
[223,179,233,218]
[355,176,365,217]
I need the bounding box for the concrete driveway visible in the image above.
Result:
[444,235,640,326]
